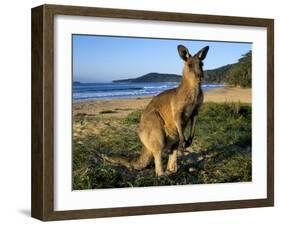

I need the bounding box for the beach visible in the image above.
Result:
[73,87,251,117]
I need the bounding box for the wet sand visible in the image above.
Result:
[73,87,251,118]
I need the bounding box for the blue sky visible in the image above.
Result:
[73,35,251,83]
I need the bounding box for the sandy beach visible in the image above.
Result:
[73,87,251,117]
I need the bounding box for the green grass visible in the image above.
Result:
[73,102,252,190]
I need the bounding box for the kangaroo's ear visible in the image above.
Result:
[177,45,191,61]
[195,46,209,60]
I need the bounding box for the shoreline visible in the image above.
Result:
[73,87,251,117]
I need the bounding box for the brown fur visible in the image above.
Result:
[102,45,209,176]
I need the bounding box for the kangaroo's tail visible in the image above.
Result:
[101,147,152,170]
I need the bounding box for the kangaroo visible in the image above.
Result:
[102,45,209,176]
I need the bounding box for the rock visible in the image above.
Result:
[189,167,197,172]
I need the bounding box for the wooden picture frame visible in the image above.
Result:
[31,4,274,221]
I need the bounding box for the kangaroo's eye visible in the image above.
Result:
[188,63,193,68]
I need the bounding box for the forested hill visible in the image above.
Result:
[112,73,182,83]
[112,51,251,87]
[226,51,252,88]
[203,64,233,84]
[112,66,233,84]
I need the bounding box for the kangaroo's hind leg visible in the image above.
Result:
[138,112,166,176]
[152,149,164,176]
[166,149,178,175]
[140,131,165,176]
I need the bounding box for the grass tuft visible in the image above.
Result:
[123,109,142,125]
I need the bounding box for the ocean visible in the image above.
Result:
[73,82,224,102]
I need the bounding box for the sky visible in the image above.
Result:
[72,35,251,83]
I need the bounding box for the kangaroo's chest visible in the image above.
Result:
[182,88,203,118]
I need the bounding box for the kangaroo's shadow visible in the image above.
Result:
[172,142,251,181]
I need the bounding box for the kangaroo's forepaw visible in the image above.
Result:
[185,137,193,148]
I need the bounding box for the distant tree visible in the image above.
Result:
[226,51,252,88]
